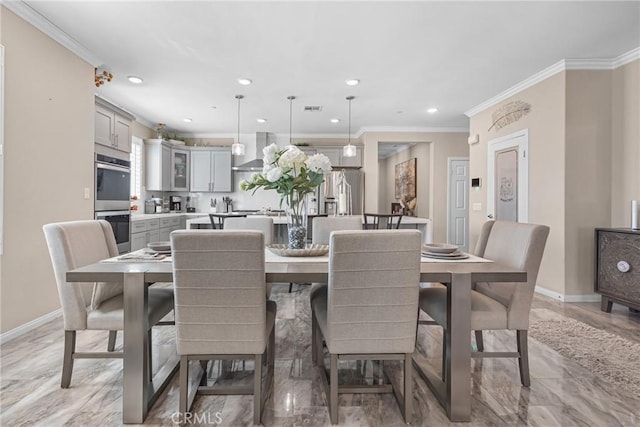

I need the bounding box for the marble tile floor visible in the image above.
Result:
[1,285,639,426]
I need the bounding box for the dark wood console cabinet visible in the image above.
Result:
[595,228,640,312]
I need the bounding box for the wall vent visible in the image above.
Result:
[303,106,323,112]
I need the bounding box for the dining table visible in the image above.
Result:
[66,248,525,424]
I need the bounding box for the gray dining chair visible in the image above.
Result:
[311,230,422,424]
[307,216,363,299]
[171,230,276,425]
[43,220,175,388]
[224,216,275,297]
[418,220,549,386]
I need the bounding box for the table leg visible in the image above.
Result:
[445,273,471,422]
[122,272,150,424]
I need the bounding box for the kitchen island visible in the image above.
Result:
[185,214,433,243]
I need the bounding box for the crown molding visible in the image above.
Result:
[357,126,469,136]
[465,47,640,117]
[3,1,102,66]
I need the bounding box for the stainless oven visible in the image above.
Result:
[95,153,131,211]
[95,210,131,254]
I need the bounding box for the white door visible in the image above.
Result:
[487,129,528,222]
[447,157,469,251]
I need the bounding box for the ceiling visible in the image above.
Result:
[13,1,640,137]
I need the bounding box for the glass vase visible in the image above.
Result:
[286,191,307,249]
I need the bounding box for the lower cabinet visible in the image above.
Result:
[595,228,640,312]
[131,216,182,251]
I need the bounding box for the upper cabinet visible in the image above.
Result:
[144,139,171,191]
[95,97,134,153]
[171,148,189,191]
[190,148,232,192]
[315,146,363,168]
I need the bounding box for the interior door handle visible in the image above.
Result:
[487,214,494,219]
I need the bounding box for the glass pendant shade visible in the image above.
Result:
[343,144,356,157]
[343,96,357,157]
[231,142,245,156]
[233,94,245,156]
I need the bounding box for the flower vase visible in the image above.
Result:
[286,192,307,249]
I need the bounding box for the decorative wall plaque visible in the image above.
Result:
[488,100,531,131]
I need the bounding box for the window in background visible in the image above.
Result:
[130,136,143,212]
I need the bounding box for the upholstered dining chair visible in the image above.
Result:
[363,213,403,229]
[418,220,549,386]
[223,216,274,246]
[171,230,276,425]
[224,216,275,297]
[306,215,363,299]
[43,220,175,388]
[311,230,422,424]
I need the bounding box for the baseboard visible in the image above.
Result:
[535,286,600,303]
[0,308,62,345]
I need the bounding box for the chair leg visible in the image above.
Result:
[403,353,412,423]
[61,331,76,388]
[107,330,117,352]
[179,356,189,418]
[311,312,317,364]
[475,330,484,352]
[199,360,209,386]
[148,329,153,380]
[254,354,263,425]
[288,282,293,293]
[517,330,530,387]
[314,315,324,366]
[441,341,447,382]
[329,354,338,424]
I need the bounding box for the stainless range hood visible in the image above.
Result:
[232,132,276,172]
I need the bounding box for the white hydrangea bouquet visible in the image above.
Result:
[240,144,332,248]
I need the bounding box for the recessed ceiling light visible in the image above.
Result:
[330,118,340,123]
[345,79,360,86]
[127,76,143,84]
[237,78,252,85]
[256,118,267,123]
[211,106,217,109]
[183,118,192,123]
[427,107,438,114]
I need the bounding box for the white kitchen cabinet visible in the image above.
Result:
[171,148,189,191]
[132,215,184,251]
[95,98,133,153]
[190,148,232,192]
[315,146,362,168]
[145,139,172,191]
[130,232,147,251]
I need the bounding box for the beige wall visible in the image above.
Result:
[564,70,612,295]
[469,72,566,294]
[362,132,468,243]
[1,8,95,333]
[379,143,430,218]
[611,60,640,226]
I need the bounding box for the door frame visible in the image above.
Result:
[446,157,469,250]
[487,129,529,222]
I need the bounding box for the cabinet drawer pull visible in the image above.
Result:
[617,260,631,273]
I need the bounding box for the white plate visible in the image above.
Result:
[422,243,458,254]
[147,241,170,252]
[422,251,469,260]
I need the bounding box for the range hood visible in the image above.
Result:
[232,132,276,172]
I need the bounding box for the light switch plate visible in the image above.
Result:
[84,188,90,199]
[472,202,482,211]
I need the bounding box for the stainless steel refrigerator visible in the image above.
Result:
[315,169,364,215]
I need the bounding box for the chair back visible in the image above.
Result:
[171,230,266,355]
[363,213,403,229]
[312,216,362,245]
[223,217,274,245]
[43,220,121,330]
[326,230,421,354]
[474,221,549,330]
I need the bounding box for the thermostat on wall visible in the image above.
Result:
[471,178,481,188]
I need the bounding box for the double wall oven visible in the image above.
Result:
[95,149,131,253]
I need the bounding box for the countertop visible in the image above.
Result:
[131,212,210,221]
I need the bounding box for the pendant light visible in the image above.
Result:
[287,95,296,146]
[231,94,245,156]
[343,96,357,157]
